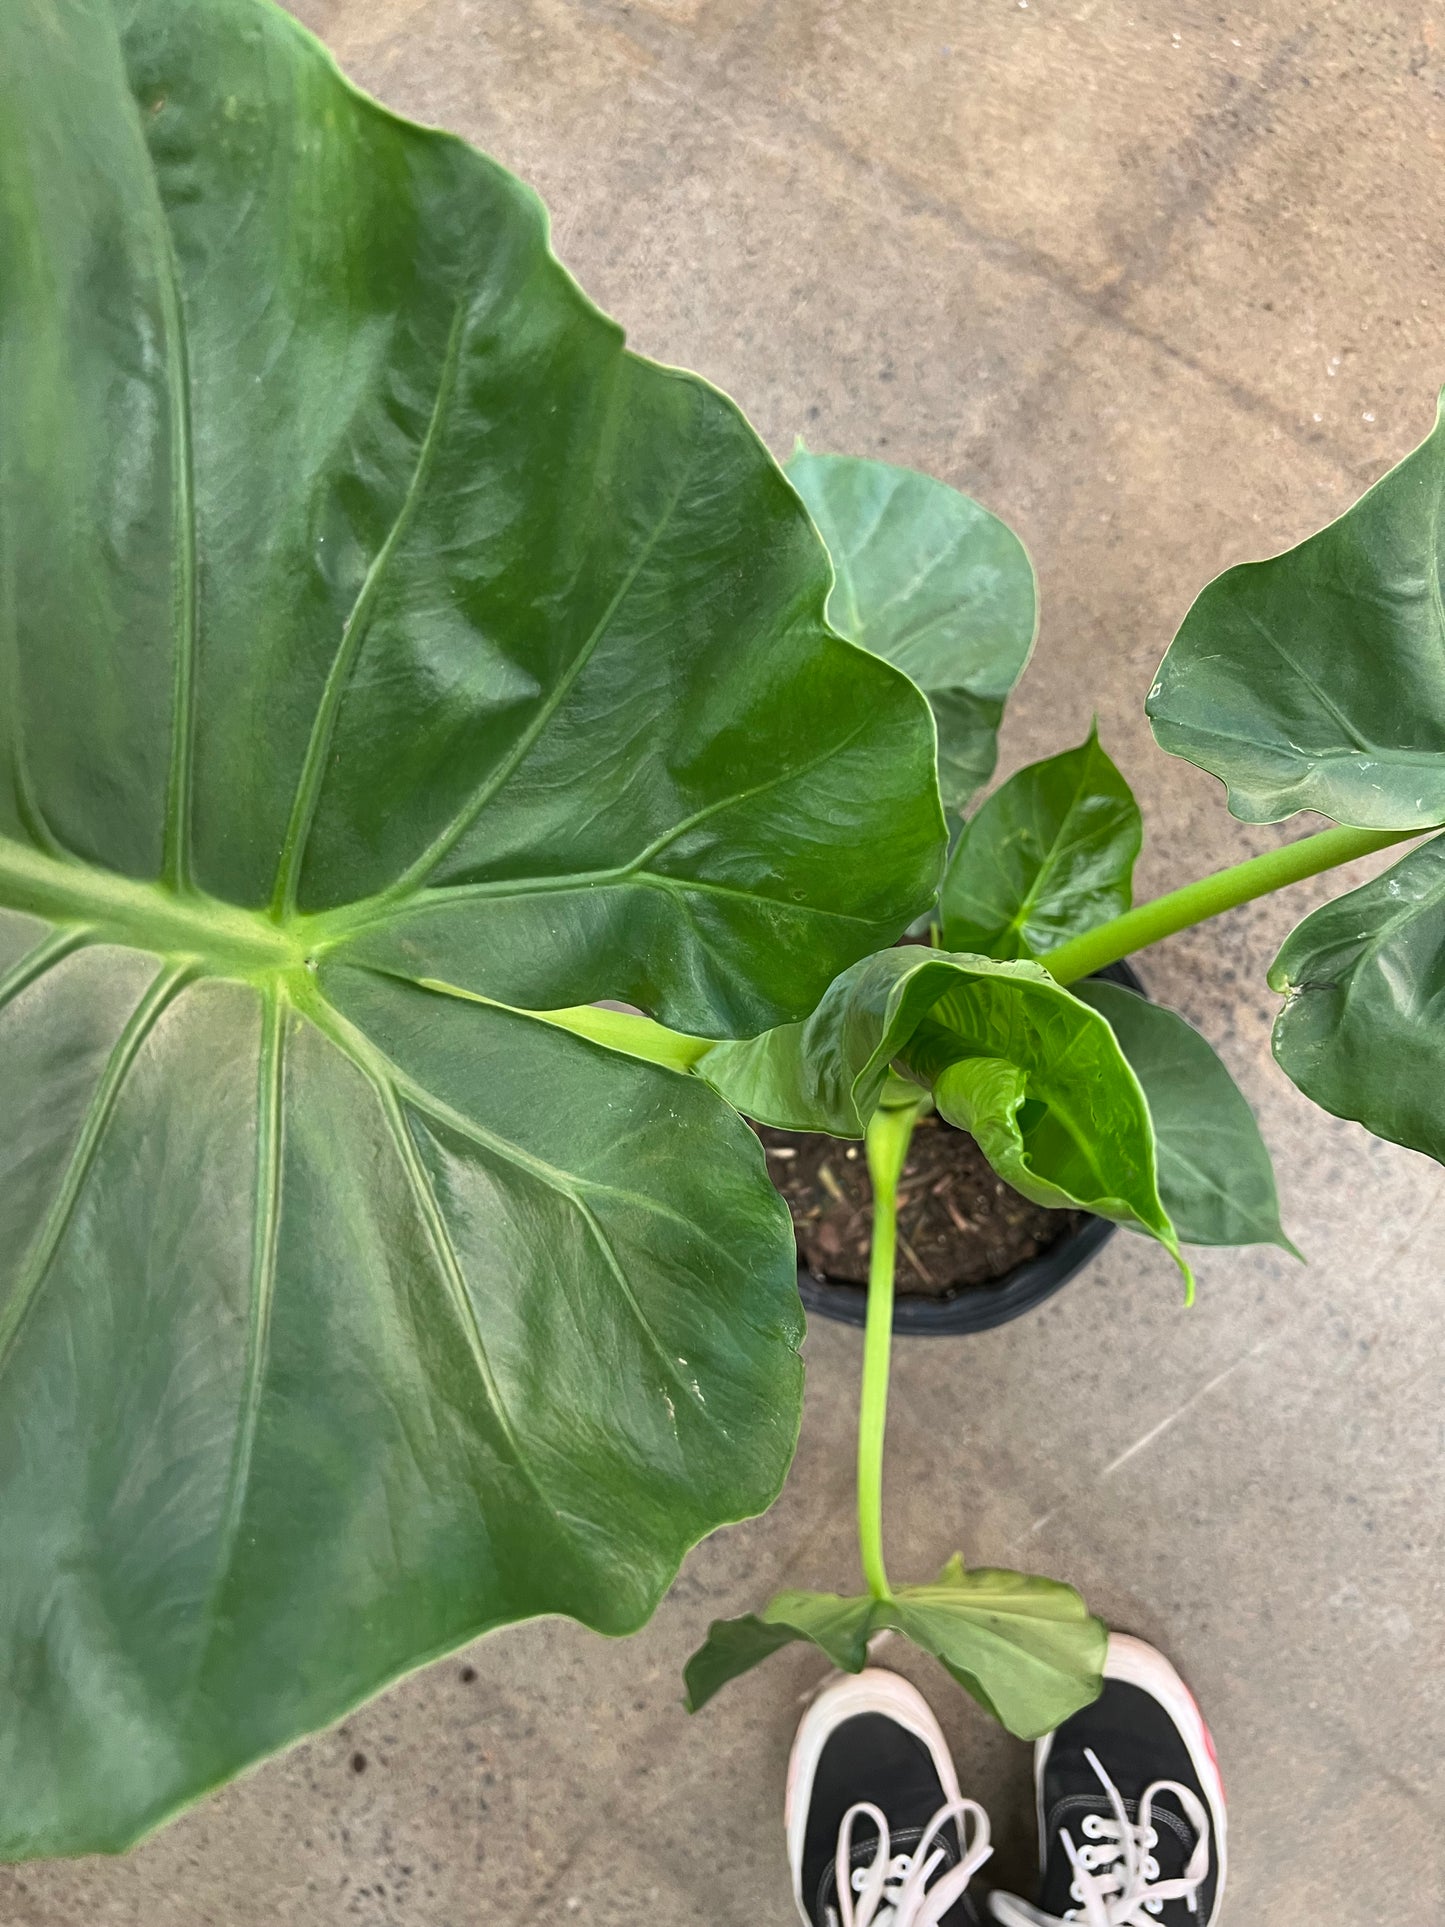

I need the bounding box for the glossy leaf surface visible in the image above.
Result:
[684,1557,1106,1741]
[0,0,945,1857]
[703,950,1186,1278]
[787,449,1036,813]
[939,730,1141,958]
[1077,981,1295,1251]
[1148,396,1445,829]
[1269,833,1445,1163]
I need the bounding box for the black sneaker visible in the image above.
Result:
[786,1667,992,1926]
[988,1634,1226,1926]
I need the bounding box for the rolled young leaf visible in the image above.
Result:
[702,949,1188,1284]
[786,448,1037,813]
[939,728,1141,958]
[684,1558,1106,1742]
[1148,393,1445,829]
[1076,981,1296,1252]
[1269,832,1445,1163]
[701,948,1052,1137]
[0,0,946,1858]
[919,978,1186,1277]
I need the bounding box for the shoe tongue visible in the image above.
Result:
[815,1823,963,1925]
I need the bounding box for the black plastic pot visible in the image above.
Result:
[797,959,1146,1336]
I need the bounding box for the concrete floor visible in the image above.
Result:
[6,2,1445,1922]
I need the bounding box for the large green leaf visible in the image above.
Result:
[0,0,945,1858]
[1076,981,1295,1252]
[702,949,1187,1281]
[684,1557,1106,1741]
[1269,833,1445,1162]
[786,448,1036,813]
[1148,395,1445,829]
[1147,394,1445,1168]
[939,729,1141,958]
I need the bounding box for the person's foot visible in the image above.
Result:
[786,1667,992,1926]
[988,1633,1226,1927]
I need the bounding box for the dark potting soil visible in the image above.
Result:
[756,1115,1087,1298]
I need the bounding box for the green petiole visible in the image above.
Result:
[856,1092,925,1602]
[1039,821,1426,985]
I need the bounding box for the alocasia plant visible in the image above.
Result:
[0,0,946,1859]
[10,0,1445,1866]
[684,413,1445,1734]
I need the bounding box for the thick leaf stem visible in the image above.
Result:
[0,833,303,974]
[1040,822,1427,985]
[857,1095,922,1603]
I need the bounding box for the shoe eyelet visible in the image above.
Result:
[1081,1816,1102,1838]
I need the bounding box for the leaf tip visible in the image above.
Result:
[1174,1245,1197,1307]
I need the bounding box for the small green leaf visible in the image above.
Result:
[685,1559,1105,1741]
[939,730,1141,959]
[702,949,1189,1287]
[1269,832,1445,1162]
[1148,393,1445,829]
[886,1558,1108,1740]
[683,1591,873,1711]
[787,449,1036,813]
[1076,981,1296,1253]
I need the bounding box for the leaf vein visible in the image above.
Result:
[150,192,199,892]
[0,961,190,1383]
[0,926,91,1015]
[185,986,287,1701]
[386,419,703,894]
[270,293,472,916]
[305,1002,577,1535]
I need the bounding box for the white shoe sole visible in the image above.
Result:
[786,1668,964,1926]
[1034,1632,1228,1927]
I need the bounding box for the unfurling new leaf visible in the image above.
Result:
[702,949,1190,1286]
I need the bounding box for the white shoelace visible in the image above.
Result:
[828,1796,992,1927]
[989,1749,1210,1927]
